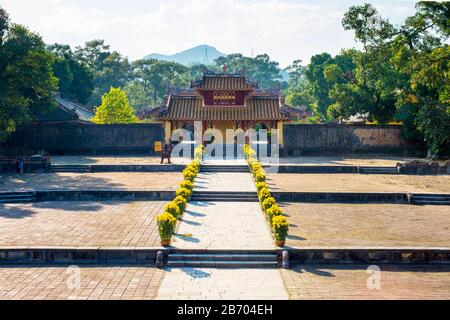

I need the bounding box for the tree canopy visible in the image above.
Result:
[0,7,57,142]
[92,87,138,124]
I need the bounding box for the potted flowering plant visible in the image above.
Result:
[266,204,283,226]
[164,202,181,220]
[176,187,192,199]
[173,195,188,214]
[157,212,177,246]
[180,180,194,190]
[262,197,276,212]
[256,182,269,192]
[258,188,271,203]
[255,170,266,183]
[251,162,262,174]
[272,215,289,247]
[183,168,196,182]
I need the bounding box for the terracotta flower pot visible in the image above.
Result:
[276,240,285,247]
[160,239,171,247]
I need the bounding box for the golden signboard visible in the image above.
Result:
[154,141,162,152]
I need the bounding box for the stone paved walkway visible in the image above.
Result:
[194,173,255,192]
[157,163,289,299]
[157,268,288,300]
[174,162,273,250]
[173,201,274,249]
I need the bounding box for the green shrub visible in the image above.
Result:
[272,215,289,241]
[262,197,276,211]
[164,202,181,219]
[157,212,177,241]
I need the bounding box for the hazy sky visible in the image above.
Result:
[1,0,417,67]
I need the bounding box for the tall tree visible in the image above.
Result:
[128,59,189,106]
[48,43,93,104]
[304,53,336,118]
[75,40,131,106]
[92,87,138,124]
[214,53,285,88]
[0,7,58,142]
[336,2,449,156]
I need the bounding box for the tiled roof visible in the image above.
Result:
[194,74,255,91]
[154,96,300,121]
[35,94,93,123]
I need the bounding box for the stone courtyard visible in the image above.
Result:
[0,156,449,300]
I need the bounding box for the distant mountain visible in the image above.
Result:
[144,45,226,66]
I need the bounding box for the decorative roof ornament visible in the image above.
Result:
[223,64,228,73]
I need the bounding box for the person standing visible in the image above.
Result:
[17,155,24,174]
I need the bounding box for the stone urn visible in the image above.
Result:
[160,239,171,247]
[276,240,285,247]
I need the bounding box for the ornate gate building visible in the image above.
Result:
[151,73,305,145]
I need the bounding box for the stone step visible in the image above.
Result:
[50,165,91,173]
[413,196,450,200]
[360,167,398,174]
[168,253,277,261]
[192,193,257,197]
[201,167,249,173]
[411,194,450,205]
[412,200,450,205]
[0,194,35,199]
[166,260,278,268]
[0,192,36,203]
[0,192,35,196]
[0,198,36,203]
[190,197,259,202]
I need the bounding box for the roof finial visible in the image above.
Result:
[223,64,228,73]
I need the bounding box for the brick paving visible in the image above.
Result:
[0,201,165,247]
[0,265,164,300]
[0,172,183,192]
[156,268,288,300]
[281,264,450,300]
[267,173,450,193]
[282,203,450,247]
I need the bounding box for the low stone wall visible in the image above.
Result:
[89,164,184,172]
[282,124,422,156]
[0,248,160,265]
[0,123,165,155]
[273,192,409,204]
[287,248,450,264]
[36,190,176,202]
